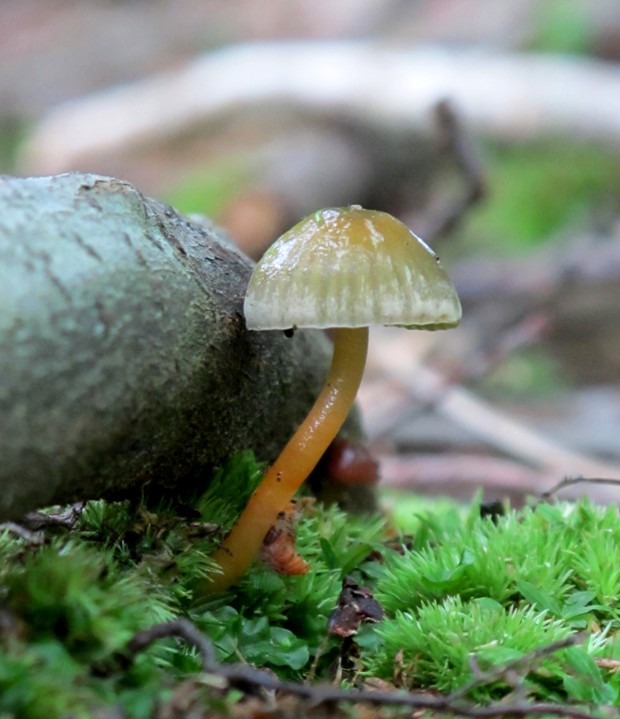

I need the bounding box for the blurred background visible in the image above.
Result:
[3,0,620,504]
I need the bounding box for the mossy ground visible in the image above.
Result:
[1,452,620,717]
[457,139,620,256]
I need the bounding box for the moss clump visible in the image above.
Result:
[164,156,253,218]
[461,140,620,254]
[3,453,620,715]
[366,597,571,697]
[0,538,176,718]
[528,0,594,55]
[0,452,389,716]
[361,498,620,705]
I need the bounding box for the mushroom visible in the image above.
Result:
[202,206,461,594]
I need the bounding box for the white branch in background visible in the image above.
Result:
[362,335,620,494]
[22,41,620,173]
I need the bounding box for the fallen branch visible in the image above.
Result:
[379,455,620,505]
[22,41,620,173]
[119,619,601,719]
[416,365,620,479]
[421,98,487,241]
[454,228,620,383]
[378,452,559,502]
[123,619,218,674]
[0,173,359,520]
[363,333,620,495]
[541,476,620,501]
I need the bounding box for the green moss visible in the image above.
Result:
[5,542,174,659]
[376,499,620,623]
[461,140,620,254]
[0,535,176,718]
[4,452,620,714]
[363,499,620,704]
[0,452,390,715]
[480,348,570,400]
[196,449,265,536]
[0,116,28,174]
[378,503,576,613]
[164,156,253,218]
[193,502,389,679]
[365,597,571,696]
[528,0,594,55]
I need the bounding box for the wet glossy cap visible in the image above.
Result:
[244,206,462,330]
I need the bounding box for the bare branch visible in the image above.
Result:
[22,43,620,173]
[123,619,218,674]
[0,173,360,520]
[422,98,487,242]
[541,476,620,501]
[119,619,605,719]
[447,633,587,702]
[363,336,620,485]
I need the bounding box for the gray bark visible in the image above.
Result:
[0,173,359,520]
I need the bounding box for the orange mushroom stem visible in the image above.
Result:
[197,204,461,597]
[202,327,368,595]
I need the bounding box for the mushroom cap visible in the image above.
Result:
[244,206,462,331]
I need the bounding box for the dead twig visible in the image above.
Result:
[448,632,587,702]
[365,347,620,484]
[378,452,556,502]
[123,619,218,673]
[118,619,605,719]
[423,98,486,242]
[541,476,620,501]
[23,43,620,173]
[0,522,44,545]
[20,503,85,532]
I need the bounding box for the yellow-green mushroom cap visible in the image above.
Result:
[244,206,462,331]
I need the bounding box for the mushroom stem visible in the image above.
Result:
[201,326,369,595]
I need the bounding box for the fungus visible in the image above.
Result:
[203,206,461,594]
[322,439,380,488]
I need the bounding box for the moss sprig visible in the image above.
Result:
[365,496,620,706]
[4,451,620,716]
[377,502,575,614]
[364,596,572,696]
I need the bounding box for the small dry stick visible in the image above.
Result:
[21,503,85,531]
[447,632,587,702]
[123,619,218,673]
[119,619,604,719]
[422,98,487,242]
[541,476,620,501]
[0,522,44,544]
